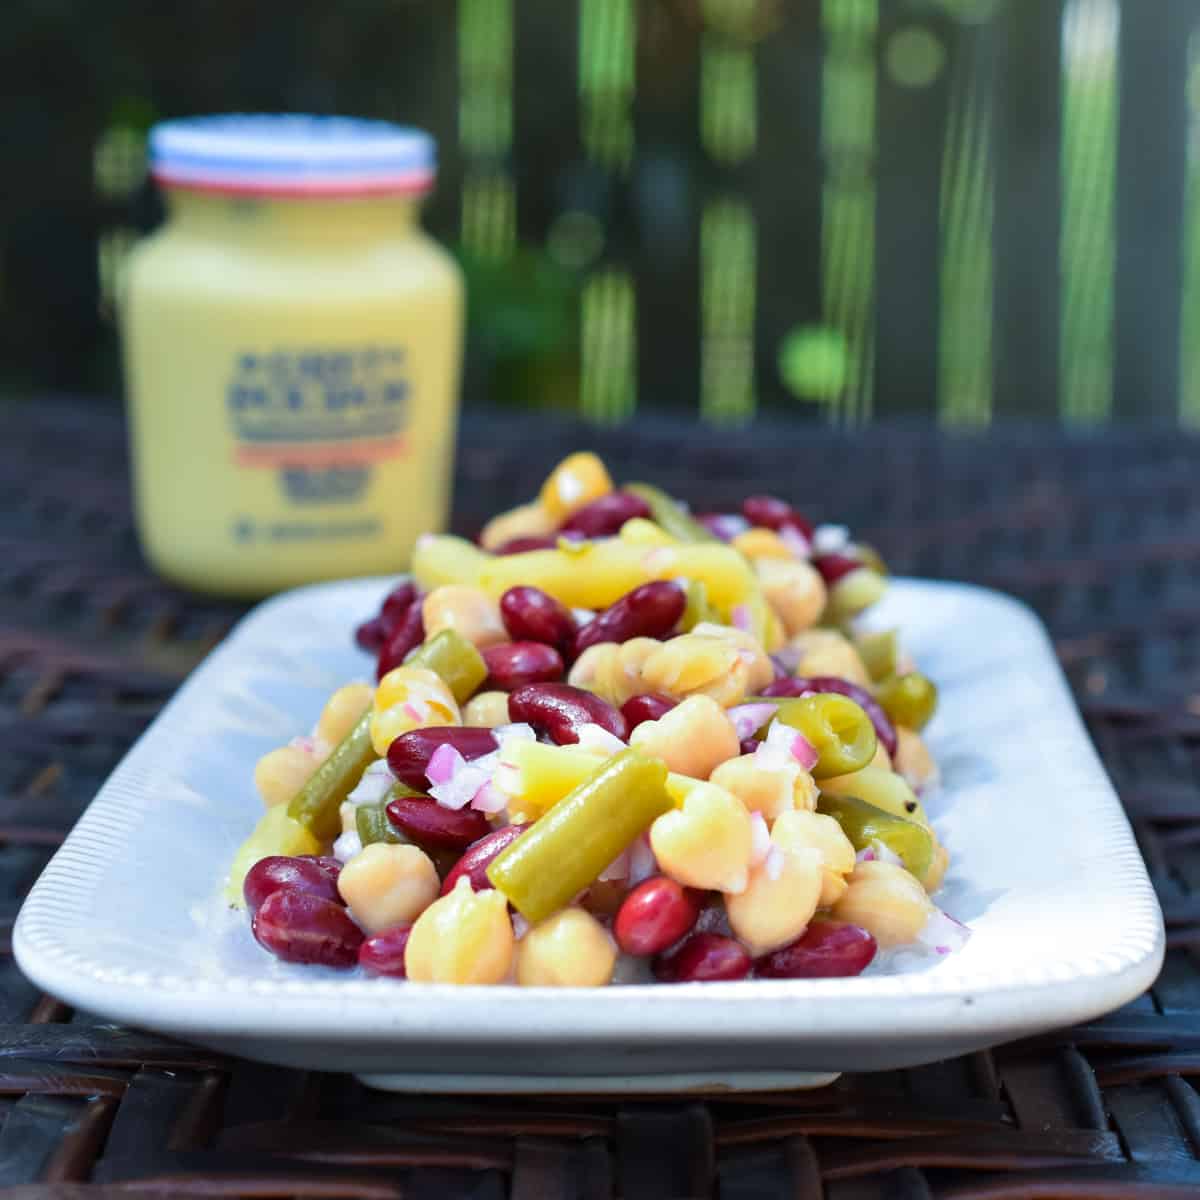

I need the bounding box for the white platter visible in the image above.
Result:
[14,578,1163,1093]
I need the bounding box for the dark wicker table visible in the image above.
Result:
[2,396,1200,1198]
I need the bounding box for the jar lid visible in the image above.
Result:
[148,114,435,197]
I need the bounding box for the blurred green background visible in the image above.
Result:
[1,0,1195,425]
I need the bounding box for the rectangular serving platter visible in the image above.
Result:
[14,577,1163,1093]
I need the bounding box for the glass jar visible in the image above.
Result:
[122,116,464,597]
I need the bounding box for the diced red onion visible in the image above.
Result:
[512,913,531,940]
[764,844,786,882]
[333,831,363,863]
[402,701,422,723]
[347,759,396,807]
[703,513,750,542]
[771,645,804,674]
[731,604,752,633]
[571,608,596,625]
[289,734,321,755]
[494,722,537,747]
[855,840,904,868]
[597,847,631,882]
[728,702,779,742]
[916,907,971,956]
[758,718,818,772]
[470,780,508,814]
[628,834,658,886]
[575,723,628,755]
[425,743,464,786]
[749,812,771,867]
[429,748,500,811]
[812,524,850,555]
[778,525,812,558]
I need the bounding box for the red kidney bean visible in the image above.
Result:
[355,615,390,654]
[755,921,877,979]
[493,535,560,555]
[483,641,564,691]
[741,494,815,540]
[252,889,364,967]
[387,726,500,791]
[573,581,687,657]
[558,490,652,538]
[358,924,412,978]
[614,877,704,956]
[243,856,342,917]
[620,693,677,731]
[812,553,862,586]
[375,602,425,681]
[761,675,897,757]
[381,580,419,623]
[508,683,628,744]
[653,932,752,983]
[386,795,492,849]
[296,855,343,886]
[500,586,577,651]
[440,823,531,895]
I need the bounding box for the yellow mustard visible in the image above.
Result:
[122,116,463,597]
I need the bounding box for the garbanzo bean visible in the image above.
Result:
[370,666,460,755]
[405,877,515,984]
[708,753,817,821]
[516,907,617,987]
[336,842,440,935]
[462,690,512,728]
[479,501,556,552]
[755,558,827,636]
[725,846,823,955]
[630,695,740,780]
[539,451,613,520]
[640,634,749,706]
[689,622,774,694]
[649,781,752,894]
[832,860,934,948]
[317,683,374,746]
[254,744,322,809]
[422,585,508,650]
[783,628,871,688]
[894,725,938,792]
[771,810,856,907]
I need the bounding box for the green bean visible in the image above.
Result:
[487,748,673,923]
[876,671,938,731]
[623,483,717,544]
[770,694,876,779]
[855,543,889,577]
[817,793,934,881]
[819,765,930,827]
[679,578,717,633]
[855,629,899,682]
[287,712,376,842]
[356,801,405,846]
[826,567,887,620]
[403,628,488,704]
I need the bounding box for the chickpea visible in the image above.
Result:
[689,622,774,694]
[422,585,508,650]
[371,666,460,755]
[783,628,871,688]
[630,695,740,780]
[337,843,440,935]
[567,643,616,694]
[650,781,752,894]
[539,451,613,520]
[640,634,749,706]
[771,810,856,907]
[732,528,795,561]
[462,690,511,728]
[923,842,950,894]
[755,558,827,636]
[254,744,320,808]
[708,753,816,821]
[517,907,617,987]
[479,501,556,551]
[596,637,661,706]
[317,682,374,746]
[894,726,938,792]
[832,860,934,948]
[405,877,515,984]
[725,847,823,955]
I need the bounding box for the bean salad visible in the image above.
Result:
[228,452,966,985]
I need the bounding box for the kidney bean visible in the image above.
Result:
[296,855,343,886]
[755,921,877,979]
[252,889,364,967]
[742,494,814,540]
[440,823,531,895]
[483,642,564,691]
[493,535,560,555]
[573,581,687,657]
[375,602,425,680]
[358,925,412,978]
[760,675,897,757]
[812,553,862,586]
[387,727,499,791]
[500,586,577,651]
[559,490,652,538]
[614,876,703,956]
[381,580,419,623]
[355,616,390,654]
[653,932,752,983]
[386,795,492,849]
[620,693,678,732]
[508,683,628,744]
[243,855,342,917]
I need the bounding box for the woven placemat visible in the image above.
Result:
[1,396,1198,1198]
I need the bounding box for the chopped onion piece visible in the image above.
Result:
[813,524,850,554]
[778,525,812,559]
[333,831,362,863]
[855,840,904,867]
[494,722,536,747]
[916,906,971,956]
[731,604,752,633]
[728,702,778,742]
[402,701,423,723]
[347,759,396,807]
[597,848,631,882]
[425,743,464,786]
[628,834,658,886]
[511,913,531,940]
[572,608,596,625]
[764,844,786,882]
[470,780,508,814]
[429,749,499,811]
[749,812,771,867]
[771,645,804,674]
[760,718,818,771]
[706,513,750,542]
[575,723,628,755]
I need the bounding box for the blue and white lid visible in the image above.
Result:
[149,114,435,197]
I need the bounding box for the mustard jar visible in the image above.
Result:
[122,115,464,596]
